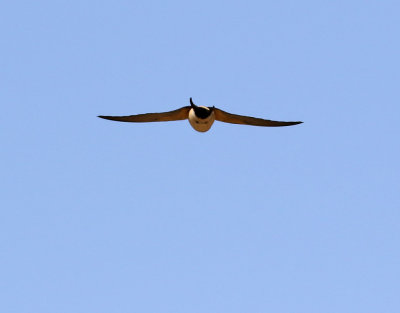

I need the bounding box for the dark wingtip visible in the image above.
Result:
[280,121,303,126]
[98,115,114,121]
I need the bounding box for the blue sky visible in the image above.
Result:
[1,0,399,312]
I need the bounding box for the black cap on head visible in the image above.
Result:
[189,98,213,119]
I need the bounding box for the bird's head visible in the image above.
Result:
[190,98,214,118]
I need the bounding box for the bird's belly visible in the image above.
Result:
[188,110,215,132]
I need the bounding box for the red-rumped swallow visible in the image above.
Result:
[98,98,303,132]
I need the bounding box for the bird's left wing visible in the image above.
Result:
[214,108,303,127]
[98,106,191,123]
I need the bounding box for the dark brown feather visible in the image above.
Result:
[98,106,191,123]
[214,108,302,127]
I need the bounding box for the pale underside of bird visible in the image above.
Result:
[98,98,303,132]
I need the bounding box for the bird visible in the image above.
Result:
[98,98,303,133]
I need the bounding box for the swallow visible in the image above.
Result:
[98,98,303,132]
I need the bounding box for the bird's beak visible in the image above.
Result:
[190,97,197,109]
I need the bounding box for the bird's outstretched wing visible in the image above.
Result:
[98,106,191,123]
[214,108,302,127]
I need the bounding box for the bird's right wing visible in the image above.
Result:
[98,106,191,123]
[214,108,303,127]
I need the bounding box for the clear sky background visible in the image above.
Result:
[1,1,399,312]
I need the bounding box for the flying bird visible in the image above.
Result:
[98,98,303,132]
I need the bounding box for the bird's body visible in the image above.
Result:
[188,106,215,132]
[98,98,302,132]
